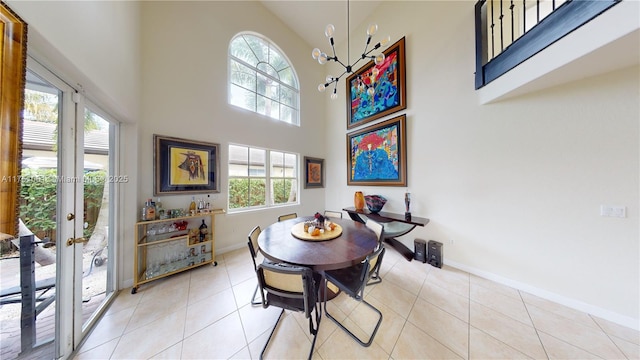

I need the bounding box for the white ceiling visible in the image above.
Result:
[259,0,383,50]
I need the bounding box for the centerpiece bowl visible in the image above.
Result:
[364,195,387,213]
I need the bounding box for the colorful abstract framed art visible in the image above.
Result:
[346,115,407,186]
[154,135,220,195]
[303,156,324,189]
[346,37,406,130]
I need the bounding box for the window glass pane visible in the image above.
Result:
[279,67,296,87]
[230,60,256,90]
[280,106,295,124]
[270,151,284,177]
[257,73,279,101]
[230,84,256,112]
[280,87,294,107]
[249,148,265,177]
[269,48,287,71]
[245,36,268,62]
[230,36,259,67]
[228,178,249,209]
[257,95,280,120]
[284,153,297,177]
[228,145,248,176]
[271,179,287,205]
[249,178,266,206]
[257,62,278,79]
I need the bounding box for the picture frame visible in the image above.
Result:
[347,115,407,186]
[346,37,406,130]
[154,135,220,195]
[303,156,324,189]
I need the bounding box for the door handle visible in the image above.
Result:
[66,237,88,246]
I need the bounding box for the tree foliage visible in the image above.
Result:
[20,168,106,240]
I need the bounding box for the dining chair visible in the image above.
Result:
[323,245,386,347]
[365,218,384,284]
[247,225,263,306]
[323,210,343,219]
[277,213,297,222]
[256,262,322,360]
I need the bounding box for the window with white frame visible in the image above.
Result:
[228,33,300,125]
[228,144,298,212]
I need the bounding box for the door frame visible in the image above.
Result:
[26,57,119,358]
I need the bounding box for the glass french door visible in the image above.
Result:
[13,58,116,359]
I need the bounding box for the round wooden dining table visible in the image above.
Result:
[258,217,379,272]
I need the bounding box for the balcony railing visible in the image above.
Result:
[475,0,621,89]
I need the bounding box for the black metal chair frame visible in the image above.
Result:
[365,219,384,285]
[323,246,386,347]
[256,262,322,360]
[247,225,262,306]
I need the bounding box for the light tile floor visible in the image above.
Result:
[73,246,640,359]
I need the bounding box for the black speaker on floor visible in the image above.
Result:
[414,239,427,263]
[427,240,443,268]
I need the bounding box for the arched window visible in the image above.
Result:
[229,33,300,125]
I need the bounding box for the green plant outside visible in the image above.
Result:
[228,178,294,209]
[19,168,105,241]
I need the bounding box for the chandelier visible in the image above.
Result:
[311,0,390,100]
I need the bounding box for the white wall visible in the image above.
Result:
[138,1,327,254]
[7,0,141,123]
[324,1,639,327]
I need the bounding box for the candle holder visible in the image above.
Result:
[404,192,411,221]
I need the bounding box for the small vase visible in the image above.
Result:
[354,191,365,211]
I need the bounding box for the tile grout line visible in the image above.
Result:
[588,313,632,360]
[518,289,550,360]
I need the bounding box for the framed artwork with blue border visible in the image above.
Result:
[346,115,407,186]
[154,135,220,195]
[346,37,406,130]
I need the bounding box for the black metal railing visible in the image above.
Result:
[475,0,621,89]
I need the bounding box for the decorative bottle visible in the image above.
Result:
[189,196,196,215]
[199,219,208,242]
[144,198,156,220]
[354,191,365,211]
[156,197,166,219]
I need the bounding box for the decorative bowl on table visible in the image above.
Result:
[364,195,387,213]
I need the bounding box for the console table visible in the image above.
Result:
[343,207,430,261]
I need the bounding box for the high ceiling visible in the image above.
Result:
[259,0,383,50]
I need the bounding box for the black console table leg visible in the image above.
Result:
[384,238,414,262]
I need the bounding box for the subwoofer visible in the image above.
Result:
[427,240,443,268]
[414,239,427,263]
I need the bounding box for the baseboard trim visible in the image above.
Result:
[444,259,639,331]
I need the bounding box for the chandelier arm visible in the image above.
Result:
[363,43,382,59]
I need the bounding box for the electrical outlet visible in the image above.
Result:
[600,205,627,218]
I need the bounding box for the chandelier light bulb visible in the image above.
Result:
[318,53,328,64]
[367,23,378,36]
[325,24,335,38]
[318,84,326,92]
[330,92,338,100]
[326,75,334,82]
[380,35,391,47]
[367,87,375,97]
[371,68,379,77]
[311,48,321,59]
[374,53,385,65]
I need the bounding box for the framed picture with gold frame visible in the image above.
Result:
[154,135,220,195]
[303,156,324,189]
[347,115,407,186]
[346,37,406,130]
